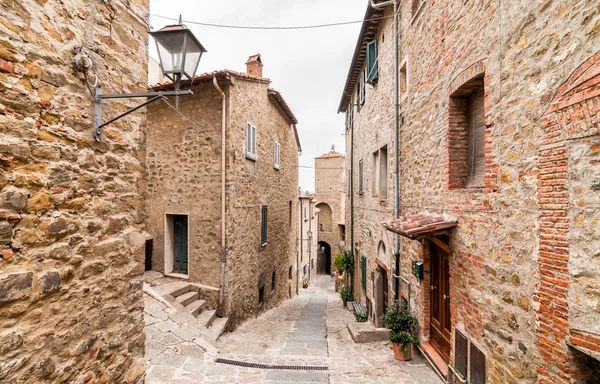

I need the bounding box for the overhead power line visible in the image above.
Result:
[150,14,391,30]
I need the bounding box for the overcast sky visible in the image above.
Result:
[149,0,366,192]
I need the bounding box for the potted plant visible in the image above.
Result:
[302,279,310,289]
[355,311,367,322]
[383,300,418,361]
[334,251,354,292]
[340,289,353,308]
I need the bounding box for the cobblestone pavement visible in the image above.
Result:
[145,275,441,383]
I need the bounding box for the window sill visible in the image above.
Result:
[273,165,280,170]
[261,242,269,248]
[165,273,189,280]
[245,153,257,161]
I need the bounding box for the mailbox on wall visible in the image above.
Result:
[413,261,424,280]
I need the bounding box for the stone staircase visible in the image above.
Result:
[147,279,229,342]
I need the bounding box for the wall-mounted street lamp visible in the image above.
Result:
[76,17,207,141]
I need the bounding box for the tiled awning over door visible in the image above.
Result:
[383,214,457,240]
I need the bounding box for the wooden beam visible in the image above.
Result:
[430,236,451,254]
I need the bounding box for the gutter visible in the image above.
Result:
[213,76,227,310]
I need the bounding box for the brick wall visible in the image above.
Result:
[0,0,149,382]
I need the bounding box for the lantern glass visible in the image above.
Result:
[151,24,206,84]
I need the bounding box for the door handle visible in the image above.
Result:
[430,286,437,290]
[443,294,449,300]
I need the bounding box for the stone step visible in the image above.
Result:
[176,291,199,306]
[197,309,217,327]
[186,299,206,317]
[206,316,229,341]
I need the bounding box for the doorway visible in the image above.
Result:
[317,241,331,275]
[165,214,189,275]
[430,236,451,363]
[374,266,389,328]
[145,239,153,271]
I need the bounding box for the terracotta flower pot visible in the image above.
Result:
[343,299,347,308]
[391,342,412,361]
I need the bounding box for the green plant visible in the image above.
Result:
[302,279,310,288]
[390,331,419,354]
[355,312,367,322]
[384,300,418,351]
[340,289,353,302]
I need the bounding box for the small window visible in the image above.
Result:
[372,150,379,197]
[358,160,364,195]
[261,205,268,246]
[259,285,265,304]
[288,201,292,226]
[339,225,346,242]
[273,141,280,169]
[366,40,378,83]
[379,146,388,200]
[358,70,365,108]
[467,89,485,187]
[271,271,276,292]
[245,122,257,160]
[289,266,293,280]
[400,60,408,98]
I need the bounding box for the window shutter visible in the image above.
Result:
[359,71,366,106]
[470,342,486,384]
[455,330,468,379]
[252,125,257,157]
[467,89,485,187]
[361,256,367,291]
[366,40,378,83]
[261,206,268,245]
[273,142,280,169]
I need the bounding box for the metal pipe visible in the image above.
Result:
[393,0,401,301]
[213,76,227,310]
[299,199,303,294]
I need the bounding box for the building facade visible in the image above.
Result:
[0,0,149,382]
[146,55,301,327]
[341,1,600,383]
[297,192,318,289]
[314,147,346,275]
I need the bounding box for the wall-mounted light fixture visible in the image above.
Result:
[76,17,207,141]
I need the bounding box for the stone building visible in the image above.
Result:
[340,0,600,383]
[0,0,148,382]
[313,147,346,275]
[146,54,301,327]
[297,190,318,289]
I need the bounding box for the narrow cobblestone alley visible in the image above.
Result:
[145,275,440,383]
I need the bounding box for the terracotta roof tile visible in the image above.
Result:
[384,214,457,239]
[315,151,344,159]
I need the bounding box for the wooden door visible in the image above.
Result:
[382,269,388,314]
[430,239,451,363]
[173,215,188,274]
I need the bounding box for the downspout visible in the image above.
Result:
[372,0,401,301]
[392,1,402,302]
[213,77,227,309]
[299,200,303,294]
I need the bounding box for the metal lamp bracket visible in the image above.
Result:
[93,85,193,141]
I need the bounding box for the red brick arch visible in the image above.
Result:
[535,51,600,384]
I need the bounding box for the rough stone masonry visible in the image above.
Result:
[0,0,149,382]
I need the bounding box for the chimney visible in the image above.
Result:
[246,54,263,78]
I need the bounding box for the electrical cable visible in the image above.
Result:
[150,14,392,30]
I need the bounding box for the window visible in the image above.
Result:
[400,59,408,98]
[366,40,378,83]
[378,146,388,199]
[288,201,292,226]
[372,150,379,196]
[261,205,268,246]
[358,70,365,108]
[273,141,280,169]
[259,285,265,304]
[245,122,257,160]
[339,225,346,242]
[372,146,388,200]
[448,75,485,189]
[454,330,487,384]
[271,271,276,292]
[289,266,293,280]
[358,160,364,195]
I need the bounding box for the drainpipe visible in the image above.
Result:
[299,200,303,294]
[371,0,401,300]
[213,77,227,310]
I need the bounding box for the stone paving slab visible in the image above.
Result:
[145,274,441,383]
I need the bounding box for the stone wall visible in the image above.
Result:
[343,0,600,382]
[223,75,299,327]
[146,79,223,287]
[0,0,149,382]
[314,153,346,261]
[298,196,318,285]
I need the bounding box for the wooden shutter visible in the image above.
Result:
[361,256,367,291]
[366,40,378,83]
[470,342,486,384]
[467,88,485,187]
[454,330,468,379]
[358,71,365,106]
[261,206,268,245]
[246,122,257,159]
[273,142,280,169]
